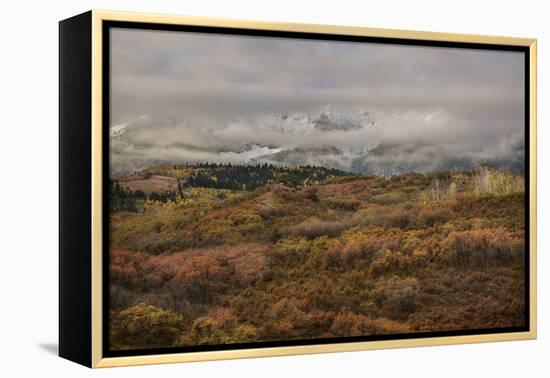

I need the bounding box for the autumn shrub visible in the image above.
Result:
[410,249,430,268]
[110,304,186,349]
[289,204,419,239]
[302,275,365,313]
[232,324,260,342]
[370,276,420,320]
[180,308,239,345]
[408,305,522,332]
[415,205,453,227]
[169,244,269,304]
[369,191,406,205]
[338,240,373,268]
[349,205,417,229]
[336,236,380,269]
[110,284,138,310]
[225,290,277,325]
[324,198,361,211]
[304,310,337,337]
[288,217,345,239]
[110,250,150,287]
[171,256,225,303]
[440,228,523,269]
[261,298,312,340]
[256,193,295,219]
[329,309,409,336]
[369,250,414,277]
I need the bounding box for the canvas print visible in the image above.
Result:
[107,27,527,352]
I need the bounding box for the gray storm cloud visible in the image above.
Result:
[109,27,525,176]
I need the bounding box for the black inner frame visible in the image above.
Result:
[102,20,531,358]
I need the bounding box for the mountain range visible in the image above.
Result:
[110,107,524,177]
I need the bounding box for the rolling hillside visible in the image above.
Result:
[109,164,526,350]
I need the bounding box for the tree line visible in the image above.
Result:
[111,164,352,212]
[186,163,350,191]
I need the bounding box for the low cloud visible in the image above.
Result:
[109,28,525,176]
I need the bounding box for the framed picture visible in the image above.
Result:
[59,10,537,368]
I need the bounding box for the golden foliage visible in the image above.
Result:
[109,168,526,350]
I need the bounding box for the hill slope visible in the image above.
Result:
[108,165,526,350]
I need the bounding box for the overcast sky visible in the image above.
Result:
[109,27,525,175]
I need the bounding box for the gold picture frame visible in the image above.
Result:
[59,10,537,368]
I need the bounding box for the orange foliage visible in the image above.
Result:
[109,169,526,350]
